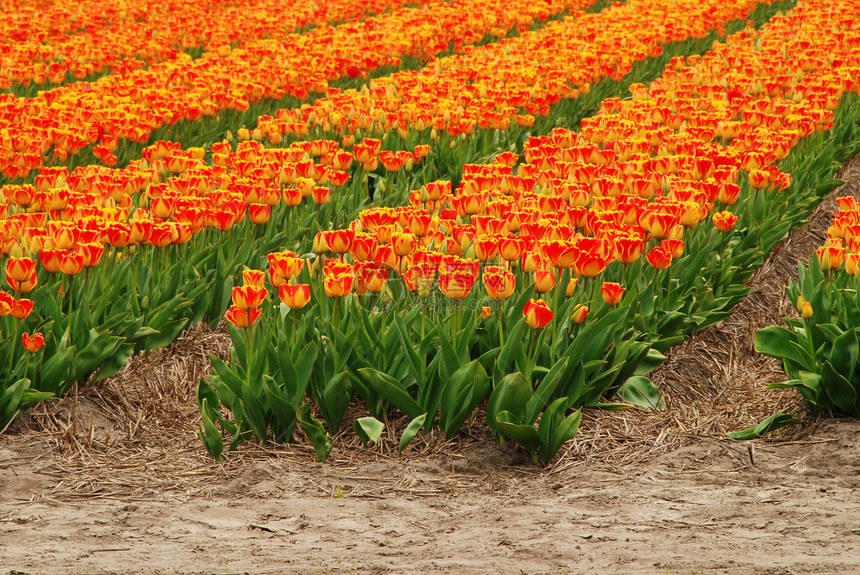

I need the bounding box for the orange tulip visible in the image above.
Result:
[242,269,266,287]
[600,282,625,306]
[324,273,354,297]
[232,285,267,309]
[713,211,739,232]
[646,246,672,270]
[482,267,515,299]
[523,298,553,329]
[391,232,417,257]
[612,236,644,265]
[21,332,45,353]
[279,283,311,309]
[438,271,475,299]
[817,245,846,271]
[570,305,588,324]
[574,250,608,278]
[533,269,556,293]
[249,203,271,225]
[59,252,84,275]
[5,257,37,283]
[39,249,65,273]
[225,305,261,328]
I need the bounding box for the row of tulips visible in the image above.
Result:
[0,0,594,181]
[0,0,436,96]
[198,0,860,461]
[0,0,823,435]
[244,0,789,177]
[0,126,447,428]
[755,196,860,420]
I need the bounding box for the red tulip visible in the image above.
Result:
[21,332,45,353]
[523,298,553,329]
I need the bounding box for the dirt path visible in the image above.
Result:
[3,419,860,574]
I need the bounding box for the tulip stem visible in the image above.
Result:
[7,318,19,378]
[497,301,505,347]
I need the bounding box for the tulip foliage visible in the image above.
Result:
[756,197,860,418]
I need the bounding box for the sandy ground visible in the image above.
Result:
[2,418,860,575]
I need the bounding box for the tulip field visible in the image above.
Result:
[2,0,860,467]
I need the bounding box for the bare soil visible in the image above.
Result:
[1,158,859,575]
[2,421,860,574]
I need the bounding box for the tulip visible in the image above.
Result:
[324,273,354,297]
[39,248,65,273]
[817,246,845,271]
[249,203,271,225]
[533,270,556,293]
[225,305,261,328]
[523,298,553,329]
[795,295,813,319]
[483,268,515,299]
[600,282,625,306]
[646,246,672,270]
[661,239,685,259]
[574,250,608,278]
[612,236,644,265]
[482,306,492,319]
[391,232,417,257]
[846,253,860,276]
[232,285,267,309]
[6,257,37,283]
[358,266,388,293]
[439,271,475,299]
[713,211,739,232]
[566,277,579,297]
[21,332,45,353]
[404,263,437,294]
[279,283,311,309]
[59,252,84,275]
[570,305,588,324]
[242,269,266,287]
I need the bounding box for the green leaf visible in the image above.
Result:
[524,357,569,424]
[496,411,541,461]
[298,403,331,462]
[829,328,859,382]
[537,402,582,466]
[399,413,427,454]
[263,375,299,443]
[199,398,224,459]
[439,360,490,438]
[321,372,352,432]
[357,367,423,419]
[35,345,75,394]
[633,348,667,376]
[618,376,666,411]
[241,385,268,444]
[0,378,28,427]
[354,417,385,449]
[726,413,801,440]
[821,361,858,416]
[144,318,189,352]
[754,326,805,364]
[93,343,135,383]
[486,372,531,438]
